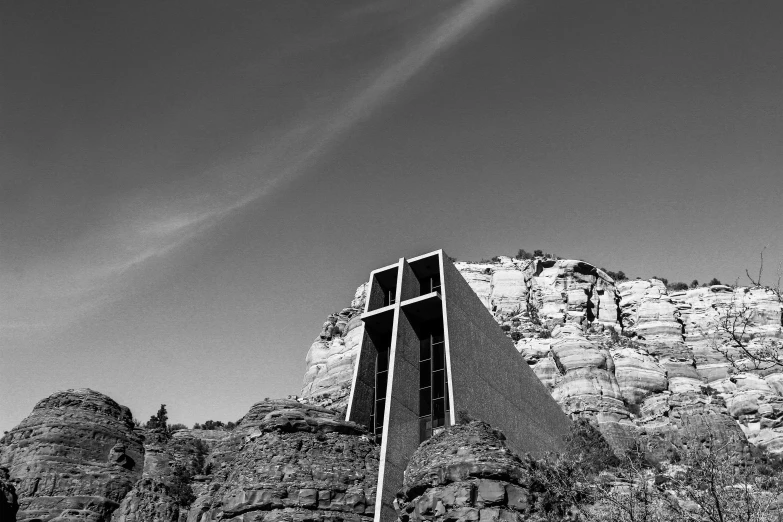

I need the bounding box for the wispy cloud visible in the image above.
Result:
[0,0,511,334]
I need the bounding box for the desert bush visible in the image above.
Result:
[528,427,783,522]
[669,282,689,291]
[169,464,196,507]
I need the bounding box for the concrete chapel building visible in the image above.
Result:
[345,249,572,522]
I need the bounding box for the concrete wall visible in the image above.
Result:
[441,253,571,456]
[379,308,424,521]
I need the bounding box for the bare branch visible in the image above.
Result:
[746,246,766,287]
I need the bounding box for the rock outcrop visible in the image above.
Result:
[110,478,180,522]
[301,255,783,456]
[0,388,144,522]
[0,467,19,521]
[301,285,367,410]
[187,399,379,522]
[397,421,533,522]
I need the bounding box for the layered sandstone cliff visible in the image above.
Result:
[0,388,144,522]
[301,256,783,455]
[186,399,379,522]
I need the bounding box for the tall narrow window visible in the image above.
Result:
[420,273,442,296]
[383,288,396,306]
[369,346,390,442]
[419,326,449,441]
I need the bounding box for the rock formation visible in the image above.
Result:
[0,388,143,522]
[0,467,19,521]
[301,255,783,456]
[187,399,379,522]
[110,478,180,522]
[301,284,367,410]
[396,421,534,522]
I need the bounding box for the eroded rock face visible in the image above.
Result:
[188,399,379,522]
[398,421,533,522]
[302,255,783,456]
[0,388,143,522]
[301,283,367,411]
[0,467,19,521]
[110,478,179,522]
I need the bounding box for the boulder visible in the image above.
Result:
[398,421,533,522]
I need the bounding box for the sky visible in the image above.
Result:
[2,0,782,432]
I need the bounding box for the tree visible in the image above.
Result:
[534,249,544,257]
[708,277,723,286]
[528,427,783,522]
[168,464,196,507]
[516,249,533,260]
[714,249,783,371]
[691,279,699,288]
[145,404,169,432]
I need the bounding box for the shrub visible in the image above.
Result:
[500,324,511,331]
[510,331,523,342]
[690,279,699,288]
[539,328,552,339]
[534,249,544,257]
[169,464,196,507]
[708,277,722,286]
[669,282,689,291]
[516,249,533,260]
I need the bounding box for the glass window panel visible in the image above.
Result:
[420,418,432,442]
[377,373,387,396]
[433,398,445,420]
[419,388,431,416]
[433,331,445,344]
[433,370,445,398]
[377,350,389,372]
[419,360,431,387]
[420,338,431,361]
[433,344,445,371]
[376,398,385,422]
